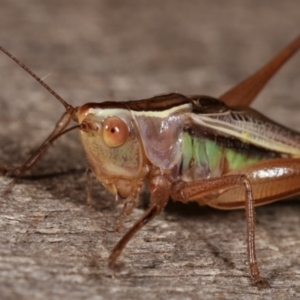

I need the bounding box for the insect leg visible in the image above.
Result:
[241,175,270,289]
[170,175,270,288]
[85,167,93,206]
[114,197,139,232]
[2,111,73,177]
[108,175,170,267]
[206,158,300,209]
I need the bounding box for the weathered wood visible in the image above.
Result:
[0,1,300,299]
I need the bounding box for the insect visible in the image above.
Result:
[0,34,300,289]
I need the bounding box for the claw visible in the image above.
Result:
[0,167,21,178]
[254,278,271,289]
[0,166,13,177]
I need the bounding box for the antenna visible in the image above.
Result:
[0,45,75,116]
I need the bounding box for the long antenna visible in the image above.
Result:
[0,45,75,115]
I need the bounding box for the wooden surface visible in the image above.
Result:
[0,1,300,299]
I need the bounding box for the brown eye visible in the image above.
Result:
[102,117,129,147]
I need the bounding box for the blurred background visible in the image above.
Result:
[0,1,300,299]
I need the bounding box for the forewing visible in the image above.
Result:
[190,106,300,157]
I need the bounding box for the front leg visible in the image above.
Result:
[108,175,170,267]
[170,175,270,289]
[1,111,73,177]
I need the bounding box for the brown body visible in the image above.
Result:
[0,34,300,288]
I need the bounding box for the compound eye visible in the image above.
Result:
[102,117,129,147]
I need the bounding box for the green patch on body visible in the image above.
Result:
[224,148,262,170]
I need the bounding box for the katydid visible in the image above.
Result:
[1,34,300,288]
